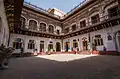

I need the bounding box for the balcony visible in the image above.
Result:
[18,25,62,36]
[64,10,120,35]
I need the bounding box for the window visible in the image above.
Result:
[29,20,37,30]
[28,40,35,49]
[94,35,103,46]
[20,17,25,28]
[48,25,54,33]
[91,14,100,24]
[72,24,77,31]
[39,23,46,32]
[80,20,86,28]
[0,17,2,33]
[13,38,23,49]
[108,6,119,18]
[65,28,69,34]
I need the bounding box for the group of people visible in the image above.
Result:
[0,44,14,69]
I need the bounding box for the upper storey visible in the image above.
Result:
[18,0,120,37]
[62,0,120,34]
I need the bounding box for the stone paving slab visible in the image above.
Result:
[0,54,120,79]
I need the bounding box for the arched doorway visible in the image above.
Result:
[40,41,44,52]
[73,40,78,48]
[48,41,53,52]
[56,42,61,51]
[82,37,88,50]
[65,42,70,52]
[20,17,26,28]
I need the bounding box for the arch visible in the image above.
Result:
[39,22,47,32]
[73,39,78,48]
[0,17,2,33]
[88,4,100,16]
[103,0,117,11]
[21,15,27,21]
[56,42,61,51]
[104,1,118,15]
[82,37,88,50]
[29,19,38,30]
[48,24,54,33]
[20,16,26,28]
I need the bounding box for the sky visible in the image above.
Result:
[24,0,84,13]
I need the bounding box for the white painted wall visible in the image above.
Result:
[9,34,62,53]
[63,25,120,52]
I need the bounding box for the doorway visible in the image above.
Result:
[56,42,61,51]
[83,40,88,50]
[48,44,53,52]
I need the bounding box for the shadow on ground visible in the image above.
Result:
[0,55,120,79]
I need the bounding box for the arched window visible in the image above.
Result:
[0,17,2,33]
[29,20,37,30]
[72,24,77,31]
[20,17,26,28]
[39,23,46,32]
[48,25,54,33]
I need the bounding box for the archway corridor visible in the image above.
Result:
[0,54,120,79]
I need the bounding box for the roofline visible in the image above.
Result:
[23,0,96,21]
[62,0,95,21]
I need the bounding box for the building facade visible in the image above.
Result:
[9,0,120,54]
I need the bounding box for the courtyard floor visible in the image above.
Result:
[0,54,120,79]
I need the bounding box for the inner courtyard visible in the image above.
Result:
[1,54,120,79]
[0,0,120,79]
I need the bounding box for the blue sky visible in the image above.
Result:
[24,0,84,13]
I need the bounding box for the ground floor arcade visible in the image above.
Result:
[9,25,120,55]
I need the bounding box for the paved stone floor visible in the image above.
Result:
[0,54,120,79]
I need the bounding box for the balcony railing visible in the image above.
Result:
[19,25,61,35]
[64,11,120,34]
